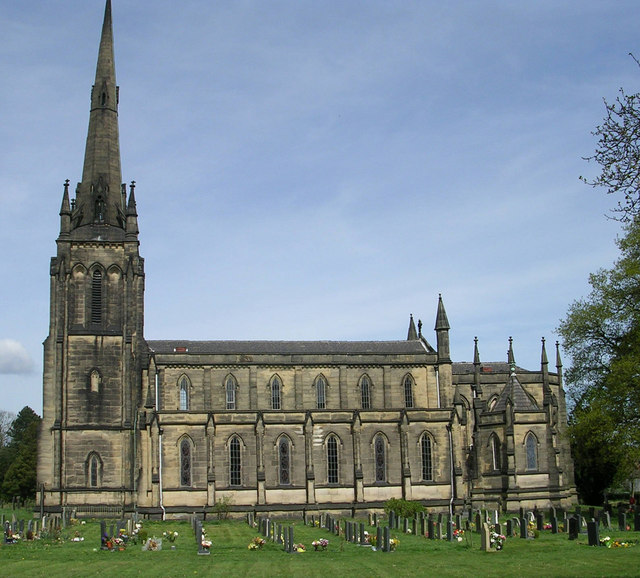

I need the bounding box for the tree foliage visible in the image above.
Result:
[581,66,640,222]
[0,407,41,501]
[558,219,640,503]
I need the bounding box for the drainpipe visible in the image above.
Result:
[447,424,455,517]
[156,370,165,520]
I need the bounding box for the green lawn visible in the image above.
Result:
[1,511,639,577]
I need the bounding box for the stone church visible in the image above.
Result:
[37,1,577,517]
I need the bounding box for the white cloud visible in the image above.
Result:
[0,339,35,374]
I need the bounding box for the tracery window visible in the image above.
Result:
[229,436,241,486]
[179,376,189,411]
[374,435,386,482]
[316,375,327,409]
[327,435,339,484]
[180,439,191,486]
[87,453,101,488]
[404,374,414,408]
[226,375,237,410]
[271,376,282,410]
[360,375,371,409]
[279,438,290,485]
[525,432,538,471]
[421,433,433,481]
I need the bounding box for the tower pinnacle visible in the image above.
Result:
[72,0,124,232]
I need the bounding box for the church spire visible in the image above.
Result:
[72,0,124,232]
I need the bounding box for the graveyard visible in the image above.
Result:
[1,505,639,577]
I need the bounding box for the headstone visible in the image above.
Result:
[475,512,482,533]
[536,513,544,532]
[389,511,395,529]
[618,512,627,531]
[587,521,600,546]
[492,510,499,525]
[455,514,462,531]
[420,516,426,537]
[360,523,367,546]
[100,521,108,549]
[368,513,373,526]
[373,513,378,527]
[568,516,579,540]
[506,519,513,537]
[446,520,454,542]
[288,527,295,553]
[428,519,435,540]
[634,511,640,532]
[550,516,558,534]
[383,526,390,552]
[283,526,290,552]
[376,525,382,550]
[276,524,282,544]
[403,518,409,534]
[435,523,442,540]
[197,520,210,555]
[494,523,502,536]
[480,523,491,552]
[520,518,528,539]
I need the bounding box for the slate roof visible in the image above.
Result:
[452,362,528,374]
[493,372,540,412]
[147,340,431,356]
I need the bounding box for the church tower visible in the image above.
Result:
[38,0,145,512]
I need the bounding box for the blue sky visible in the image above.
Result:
[0,1,636,415]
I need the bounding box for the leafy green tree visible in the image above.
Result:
[0,407,41,501]
[558,219,640,503]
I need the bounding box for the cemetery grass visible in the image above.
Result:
[2,513,640,577]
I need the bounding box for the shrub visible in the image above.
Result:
[383,498,424,519]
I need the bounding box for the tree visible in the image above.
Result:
[0,407,41,501]
[558,218,640,503]
[581,62,640,222]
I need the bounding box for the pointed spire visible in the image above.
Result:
[407,314,418,340]
[507,336,516,375]
[434,294,451,362]
[434,294,450,330]
[472,336,482,397]
[555,341,564,387]
[126,181,139,237]
[473,336,480,366]
[73,0,124,231]
[541,337,549,367]
[59,180,71,235]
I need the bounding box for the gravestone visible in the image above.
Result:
[455,514,462,531]
[373,513,378,527]
[480,523,491,552]
[492,510,499,525]
[428,519,435,540]
[196,520,210,555]
[276,524,282,544]
[475,512,482,533]
[368,513,373,526]
[288,527,295,553]
[383,526,390,552]
[494,523,502,536]
[568,516,579,540]
[520,518,528,539]
[435,523,442,540]
[506,519,513,537]
[360,523,367,546]
[536,513,544,532]
[420,516,426,537]
[412,518,417,536]
[587,521,600,547]
[403,518,409,534]
[446,520,454,542]
[283,526,290,552]
[618,511,627,531]
[376,525,383,550]
[389,511,395,529]
[100,521,108,549]
[550,516,558,534]
[634,511,640,532]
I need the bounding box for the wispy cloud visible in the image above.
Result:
[0,339,35,374]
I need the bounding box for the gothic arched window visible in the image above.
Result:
[421,433,433,481]
[403,374,414,408]
[374,435,386,482]
[360,375,371,409]
[491,434,501,471]
[180,439,191,487]
[179,376,190,411]
[316,375,327,409]
[271,376,282,410]
[226,375,237,410]
[229,436,241,486]
[525,432,538,471]
[90,369,101,393]
[278,437,290,485]
[86,453,102,488]
[91,270,103,325]
[327,434,339,484]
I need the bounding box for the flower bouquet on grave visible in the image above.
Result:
[163,531,179,543]
[311,538,329,551]
[113,536,126,551]
[389,538,399,551]
[369,534,377,548]
[201,539,212,550]
[248,536,266,550]
[119,529,130,544]
[143,537,162,551]
[453,528,464,542]
[294,543,306,552]
[489,532,505,550]
[71,531,84,542]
